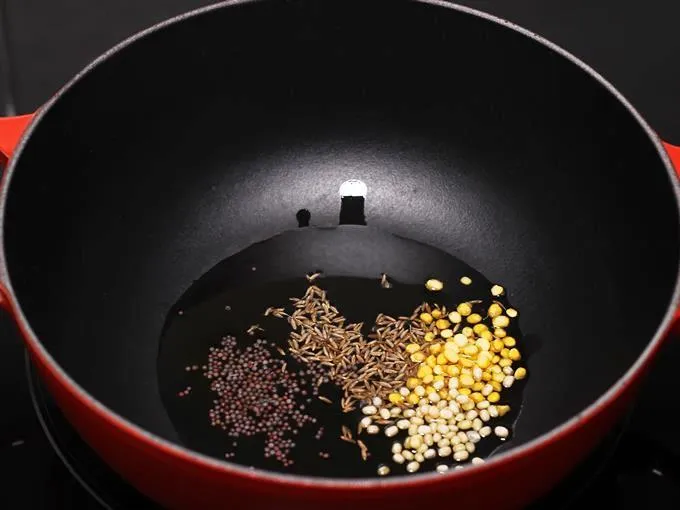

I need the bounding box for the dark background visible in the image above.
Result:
[0,0,678,508]
[1,0,679,143]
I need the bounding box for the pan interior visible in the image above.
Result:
[2,0,679,469]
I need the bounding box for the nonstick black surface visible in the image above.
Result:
[2,0,679,476]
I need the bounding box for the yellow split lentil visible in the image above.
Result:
[435,319,451,330]
[466,313,482,324]
[420,312,433,324]
[457,302,472,316]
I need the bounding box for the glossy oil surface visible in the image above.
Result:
[158,227,527,476]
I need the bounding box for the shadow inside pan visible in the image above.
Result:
[157,225,528,478]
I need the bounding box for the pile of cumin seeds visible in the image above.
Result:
[345,311,424,408]
[272,282,429,412]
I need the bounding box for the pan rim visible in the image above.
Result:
[1,0,679,491]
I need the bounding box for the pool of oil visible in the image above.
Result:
[157,226,527,478]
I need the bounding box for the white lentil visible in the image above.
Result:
[458,420,472,430]
[402,450,414,461]
[454,465,465,470]
[429,407,441,419]
[396,419,409,430]
[506,308,518,318]
[408,425,418,436]
[406,461,420,473]
[385,426,399,438]
[391,442,402,454]
[417,425,431,435]
[494,426,509,439]
[448,402,461,414]
[467,431,481,443]
[418,443,428,454]
[448,377,459,389]
[451,435,461,446]
[425,279,444,292]
[465,442,476,454]
[377,465,391,476]
[479,426,492,438]
[415,453,425,463]
[503,375,515,388]
[379,408,391,420]
[362,405,377,416]
[471,457,485,465]
[414,385,426,397]
[372,397,383,407]
[440,408,453,420]
[436,464,449,473]
[472,418,483,431]
[437,423,450,434]
[437,438,451,448]
[438,446,452,457]
[360,416,372,428]
[481,384,493,397]
[477,400,490,410]
[410,417,424,426]
[399,387,410,397]
[410,435,423,449]
[489,406,499,418]
[424,434,434,446]
[492,315,510,328]
[366,425,379,434]
[424,448,437,460]
[403,409,416,418]
[453,443,466,453]
[454,413,465,422]
[428,392,441,403]
[393,453,405,464]
[456,394,470,405]
[433,380,445,391]
[457,431,468,443]
[491,284,504,296]
[390,407,402,417]
[479,410,490,422]
[454,450,470,462]
[503,366,514,376]
[466,410,478,420]
[472,366,483,381]
[432,432,442,443]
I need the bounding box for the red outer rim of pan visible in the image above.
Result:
[1,0,679,491]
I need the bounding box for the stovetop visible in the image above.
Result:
[1,1,680,508]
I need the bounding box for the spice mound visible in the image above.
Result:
[280,284,415,413]
[182,274,527,476]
